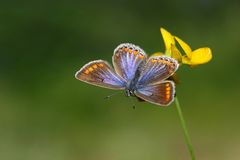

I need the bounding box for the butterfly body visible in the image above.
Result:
[124,62,144,97]
[75,43,179,106]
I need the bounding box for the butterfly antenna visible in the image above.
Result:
[104,91,121,100]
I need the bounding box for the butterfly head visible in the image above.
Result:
[125,89,135,97]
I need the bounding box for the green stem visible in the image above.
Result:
[175,96,196,160]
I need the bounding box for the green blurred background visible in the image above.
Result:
[1,0,240,159]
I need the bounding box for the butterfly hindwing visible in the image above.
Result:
[137,56,179,86]
[112,43,147,81]
[75,44,179,107]
[135,81,175,106]
[75,60,126,90]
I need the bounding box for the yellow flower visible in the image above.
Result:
[152,28,182,61]
[160,28,175,56]
[152,27,213,66]
[174,36,212,65]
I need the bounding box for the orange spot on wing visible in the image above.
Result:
[129,48,133,53]
[139,55,144,59]
[151,59,157,63]
[165,83,170,87]
[88,67,94,72]
[134,50,138,55]
[166,94,170,100]
[166,91,170,95]
[166,87,171,91]
[165,84,171,101]
[92,64,98,69]
[84,70,89,74]
[98,63,104,67]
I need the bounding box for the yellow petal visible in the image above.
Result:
[174,36,192,58]
[151,52,165,57]
[190,48,212,64]
[171,44,182,63]
[182,55,192,65]
[160,28,175,51]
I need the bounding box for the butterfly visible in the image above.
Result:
[75,43,179,106]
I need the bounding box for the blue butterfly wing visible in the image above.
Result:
[135,81,175,106]
[75,60,126,90]
[137,56,179,86]
[112,43,147,82]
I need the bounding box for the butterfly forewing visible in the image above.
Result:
[75,60,126,90]
[137,56,179,86]
[75,44,179,107]
[113,43,147,81]
[135,81,175,106]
